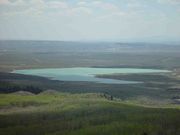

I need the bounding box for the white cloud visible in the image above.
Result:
[92,1,119,12]
[90,1,126,21]
[0,0,10,5]
[0,0,126,18]
[158,0,180,5]
[127,2,147,9]
[0,0,180,41]
[77,1,88,6]
[0,0,23,5]
[0,0,69,16]
[46,1,68,9]
[71,7,92,15]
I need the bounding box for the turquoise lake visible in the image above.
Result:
[12,68,170,84]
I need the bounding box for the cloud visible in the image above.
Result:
[0,0,178,22]
[0,0,69,16]
[0,0,10,5]
[90,0,126,21]
[71,7,92,15]
[0,0,30,15]
[92,1,120,12]
[158,0,180,5]
[0,0,125,18]
[77,1,88,6]
[0,0,180,41]
[126,1,147,9]
[0,0,27,5]
[46,1,68,9]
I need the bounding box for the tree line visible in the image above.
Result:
[0,81,42,94]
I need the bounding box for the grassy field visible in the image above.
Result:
[0,92,180,135]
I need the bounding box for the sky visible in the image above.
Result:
[0,0,180,43]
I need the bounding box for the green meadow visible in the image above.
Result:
[0,92,179,135]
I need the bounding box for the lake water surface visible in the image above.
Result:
[12,68,170,84]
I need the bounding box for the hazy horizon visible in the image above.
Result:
[0,39,180,45]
